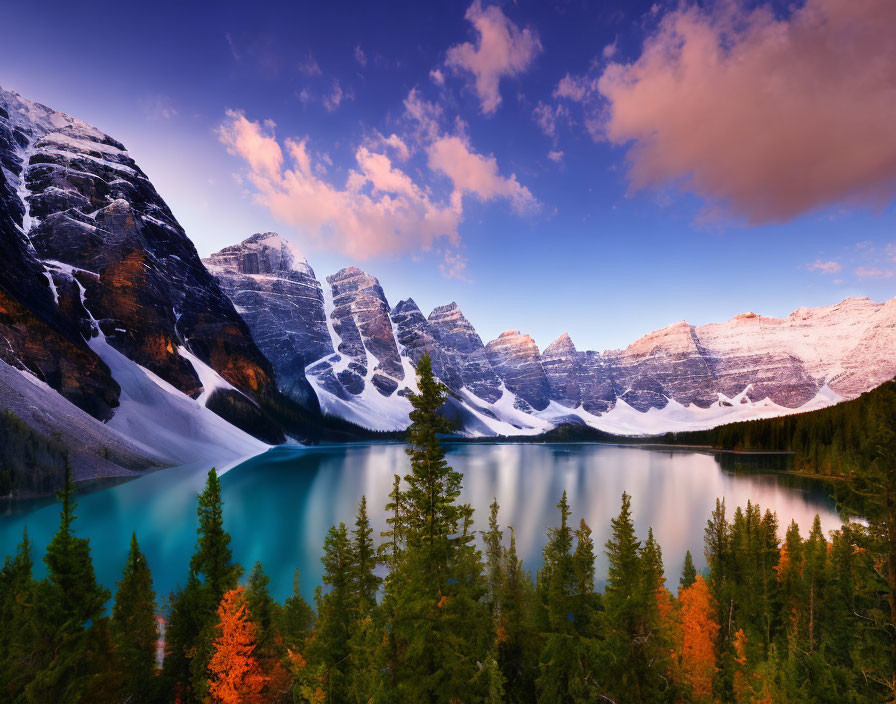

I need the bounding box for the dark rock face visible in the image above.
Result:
[542,333,580,408]
[204,233,331,409]
[307,266,403,398]
[0,87,279,432]
[485,330,551,411]
[427,303,501,403]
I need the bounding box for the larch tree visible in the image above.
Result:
[207,587,266,704]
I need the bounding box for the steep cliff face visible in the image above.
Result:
[204,233,330,409]
[0,87,282,444]
[485,330,551,411]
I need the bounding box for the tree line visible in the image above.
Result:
[1,356,894,703]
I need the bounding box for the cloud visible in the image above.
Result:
[323,81,352,112]
[440,249,470,281]
[554,73,593,103]
[354,45,367,67]
[218,110,461,259]
[430,68,445,86]
[806,259,842,274]
[592,0,896,224]
[548,150,564,163]
[426,135,536,212]
[299,52,321,77]
[445,0,542,114]
[855,266,894,279]
[369,133,411,161]
[141,95,178,120]
[532,102,557,137]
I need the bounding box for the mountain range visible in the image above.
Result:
[1,86,894,487]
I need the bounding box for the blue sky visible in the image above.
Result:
[2,0,894,351]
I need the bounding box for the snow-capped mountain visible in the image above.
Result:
[205,233,896,437]
[0,86,291,477]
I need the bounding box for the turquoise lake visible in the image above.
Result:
[0,443,842,605]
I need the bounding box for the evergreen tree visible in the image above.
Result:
[112,533,159,704]
[681,550,697,590]
[378,353,489,702]
[163,468,243,702]
[42,465,110,628]
[191,468,242,601]
[350,495,381,614]
[280,568,315,651]
[0,529,37,698]
[305,523,354,702]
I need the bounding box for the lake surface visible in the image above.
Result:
[0,443,842,605]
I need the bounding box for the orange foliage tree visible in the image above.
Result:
[207,587,267,704]
[678,575,719,702]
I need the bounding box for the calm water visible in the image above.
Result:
[0,443,841,605]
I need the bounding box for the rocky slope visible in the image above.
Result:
[205,233,896,437]
[0,86,293,477]
[204,233,330,409]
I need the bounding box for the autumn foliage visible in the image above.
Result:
[678,575,719,702]
[207,587,267,704]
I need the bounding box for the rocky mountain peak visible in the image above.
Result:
[544,332,577,357]
[205,232,312,277]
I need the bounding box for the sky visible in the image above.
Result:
[2,0,895,352]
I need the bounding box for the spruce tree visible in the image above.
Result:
[681,550,697,590]
[378,352,489,702]
[350,495,381,615]
[112,533,159,703]
[280,568,315,651]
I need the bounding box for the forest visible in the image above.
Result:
[1,356,894,703]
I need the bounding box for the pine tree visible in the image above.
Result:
[0,529,37,697]
[280,569,315,651]
[191,468,242,602]
[163,468,243,702]
[22,464,118,704]
[207,587,266,704]
[350,496,381,615]
[42,465,110,628]
[112,533,159,703]
[681,550,697,589]
[306,523,354,702]
[378,353,489,702]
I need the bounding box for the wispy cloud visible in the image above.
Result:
[445,0,542,115]
[323,81,352,112]
[548,150,564,163]
[354,45,367,67]
[141,94,178,120]
[806,259,842,274]
[855,266,894,279]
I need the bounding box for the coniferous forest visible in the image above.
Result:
[2,356,895,703]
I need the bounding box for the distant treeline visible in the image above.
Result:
[0,409,68,497]
[665,381,896,476]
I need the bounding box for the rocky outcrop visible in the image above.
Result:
[308,266,403,398]
[204,233,330,408]
[485,330,551,411]
[428,303,501,402]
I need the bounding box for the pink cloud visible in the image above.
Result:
[446,0,542,114]
[855,266,894,279]
[593,0,896,223]
[548,150,564,163]
[217,110,460,259]
[554,73,593,103]
[807,259,842,274]
[532,101,568,138]
[427,135,535,212]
